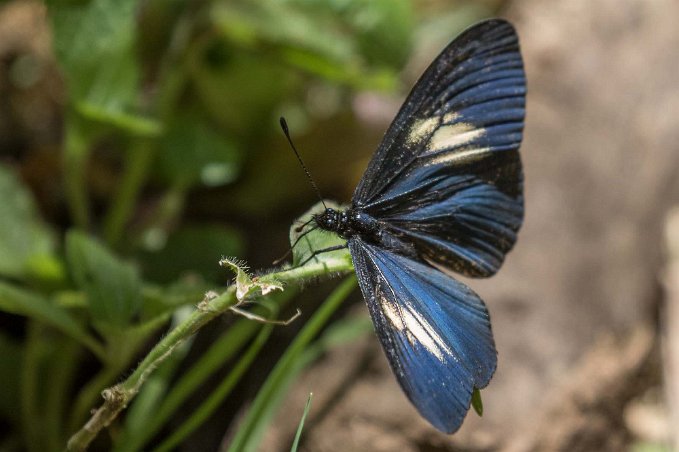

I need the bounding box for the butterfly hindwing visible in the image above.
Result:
[371,161,522,277]
[349,238,497,433]
[352,19,525,277]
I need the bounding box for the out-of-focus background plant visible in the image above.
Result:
[2,0,679,451]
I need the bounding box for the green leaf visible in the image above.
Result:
[290,201,350,267]
[343,0,413,68]
[220,257,282,301]
[414,4,493,56]
[46,0,158,134]
[0,333,22,423]
[471,387,483,416]
[140,224,244,284]
[43,336,81,451]
[139,280,210,321]
[157,110,241,188]
[189,46,294,134]
[0,281,104,359]
[75,103,162,137]
[290,393,313,452]
[210,0,412,88]
[66,231,142,329]
[0,165,54,279]
[314,315,374,349]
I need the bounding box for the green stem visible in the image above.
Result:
[227,276,357,452]
[103,139,156,247]
[66,257,353,451]
[136,182,188,249]
[67,363,128,436]
[63,113,91,229]
[117,292,296,452]
[104,1,195,248]
[115,319,261,452]
[21,323,46,452]
[113,308,197,452]
[45,339,81,452]
[68,321,162,435]
[152,320,275,452]
[152,183,187,228]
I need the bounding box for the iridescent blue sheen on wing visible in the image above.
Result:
[352,19,525,277]
[349,239,496,433]
[353,19,524,204]
[367,160,522,277]
[304,19,526,434]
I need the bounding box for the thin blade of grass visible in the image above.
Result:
[151,321,275,452]
[227,276,357,452]
[290,393,313,452]
[126,292,295,450]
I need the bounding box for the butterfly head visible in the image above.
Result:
[314,208,342,233]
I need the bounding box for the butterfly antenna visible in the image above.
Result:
[279,117,327,210]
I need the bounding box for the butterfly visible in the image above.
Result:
[297,18,525,433]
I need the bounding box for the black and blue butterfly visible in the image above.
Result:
[291,19,525,434]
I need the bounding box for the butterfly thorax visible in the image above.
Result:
[314,207,382,242]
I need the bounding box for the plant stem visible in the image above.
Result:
[68,364,127,435]
[66,257,353,451]
[104,1,195,249]
[21,323,46,452]
[227,275,357,452]
[152,320,275,452]
[103,139,156,247]
[134,182,188,249]
[116,292,296,452]
[45,339,81,452]
[63,113,91,230]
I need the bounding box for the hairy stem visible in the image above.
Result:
[66,257,352,451]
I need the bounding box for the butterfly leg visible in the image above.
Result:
[297,244,348,267]
[273,243,348,274]
[272,224,319,265]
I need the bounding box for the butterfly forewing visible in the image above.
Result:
[352,19,525,277]
[349,238,496,433]
[353,19,524,205]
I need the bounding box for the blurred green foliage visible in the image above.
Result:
[0,0,494,450]
[0,166,55,279]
